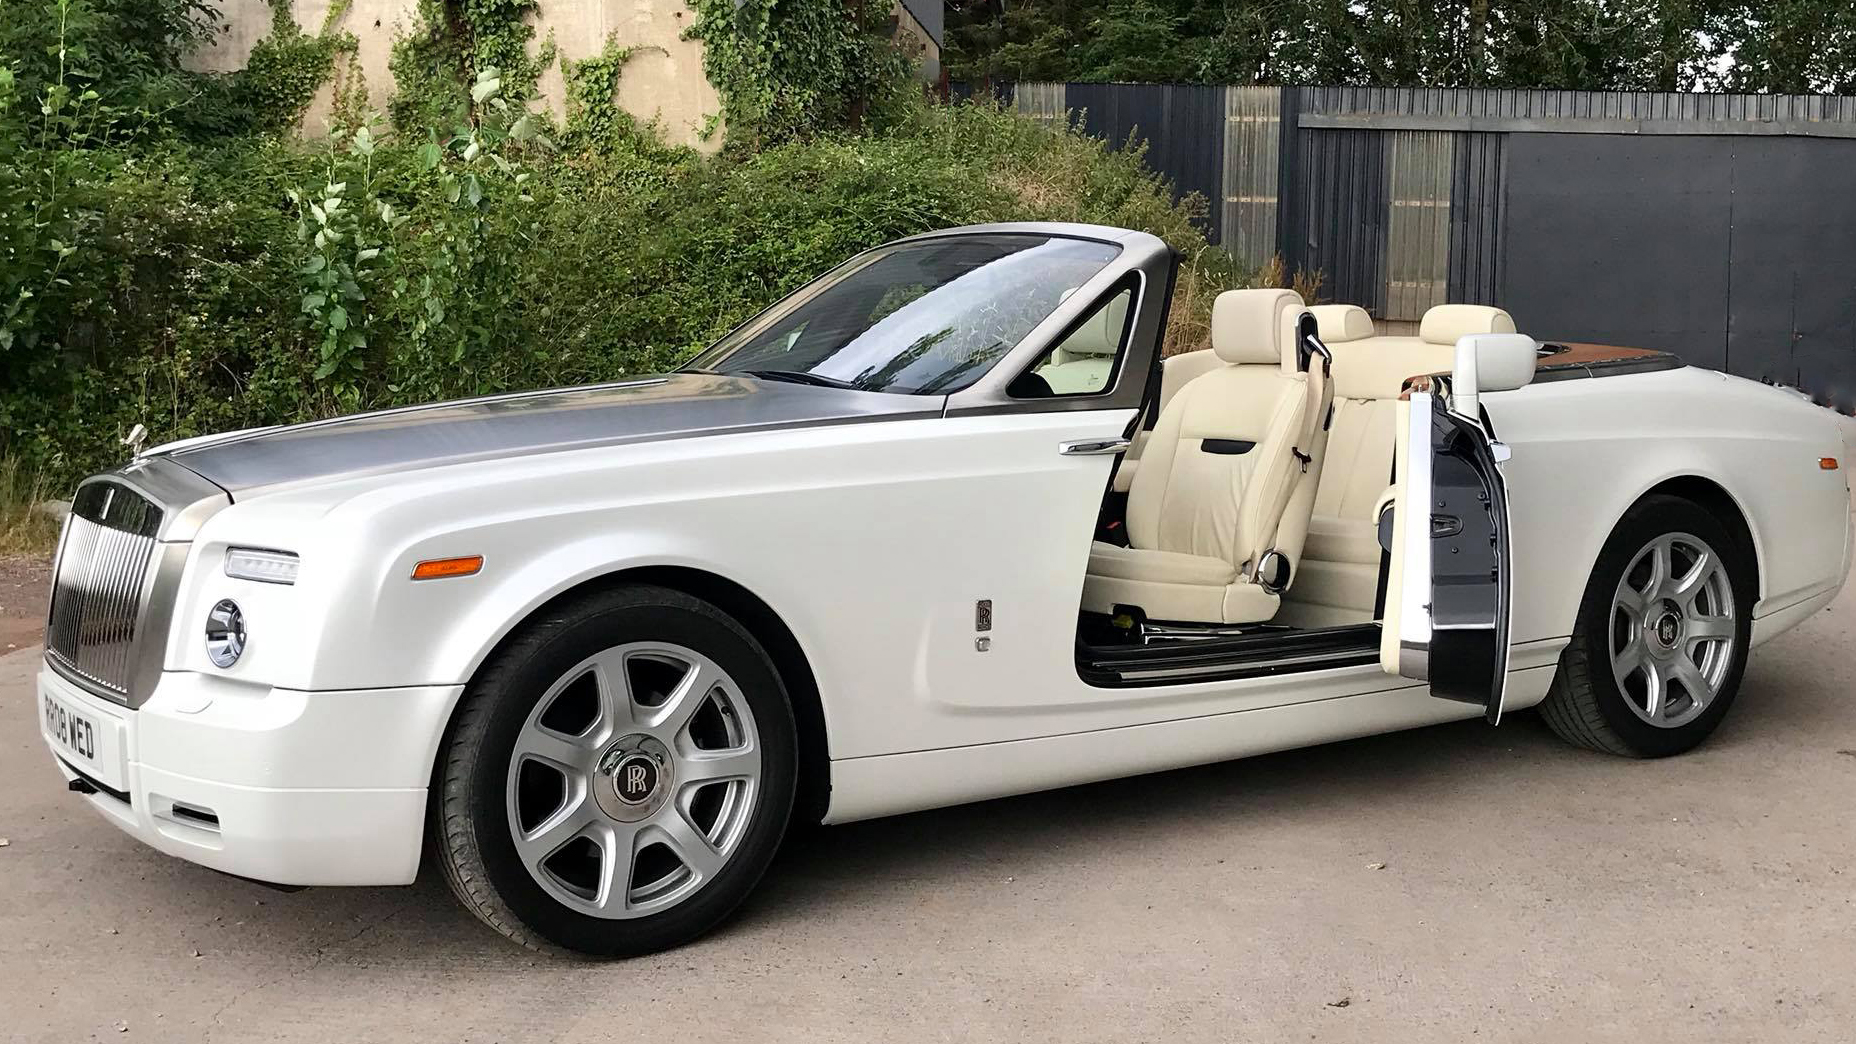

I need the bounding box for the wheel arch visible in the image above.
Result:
[432,564,834,830]
[1628,475,1763,600]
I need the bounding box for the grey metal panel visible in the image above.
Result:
[1298,86,1856,138]
[1383,131,1453,320]
[1068,83,1228,243]
[1300,86,1856,124]
[1221,86,1281,267]
[1448,132,1503,305]
[1300,112,1856,138]
[1498,134,1733,369]
[1497,131,1856,405]
[969,81,1856,403]
[1722,137,1856,411]
[1288,129,1387,315]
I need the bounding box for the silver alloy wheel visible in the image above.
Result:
[505,641,761,919]
[1608,532,1737,729]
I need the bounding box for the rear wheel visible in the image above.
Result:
[433,584,797,956]
[1539,495,1754,757]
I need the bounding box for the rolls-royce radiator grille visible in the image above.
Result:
[45,482,163,698]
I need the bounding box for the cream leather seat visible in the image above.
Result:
[1082,288,1327,625]
[1279,302,1516,627]
[1111,347,1223,493]
[1037,292,1129,394]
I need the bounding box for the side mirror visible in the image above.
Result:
[1452,333,1537,417]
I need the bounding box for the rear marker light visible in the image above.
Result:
[412,555,484,581]
[1821,457,1840,471]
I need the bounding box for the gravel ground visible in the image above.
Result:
[0,554,50,655]
[3,545,1855,1043]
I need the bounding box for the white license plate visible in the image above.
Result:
[40,684,127,791]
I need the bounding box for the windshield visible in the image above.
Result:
[686,234,1123,395]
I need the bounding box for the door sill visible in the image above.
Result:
[1077,622,1382,688]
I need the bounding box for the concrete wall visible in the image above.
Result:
[185,0,417,134]
[185,0,722,150]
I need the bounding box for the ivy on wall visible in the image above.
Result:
[561,38,639,141]
[234,0,358,131]
[389,0,557,133]
[224,0,910,147]
[684,0,910,147]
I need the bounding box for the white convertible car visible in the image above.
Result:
[37,223,1850,955]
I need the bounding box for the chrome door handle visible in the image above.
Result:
[1059,438,1131,456]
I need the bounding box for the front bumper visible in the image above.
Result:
[38,660,461,887]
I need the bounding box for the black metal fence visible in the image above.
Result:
[970,83,1856,410]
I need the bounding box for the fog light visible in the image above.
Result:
[204,599,246,668]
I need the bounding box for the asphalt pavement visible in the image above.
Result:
[3,545,1855,1043]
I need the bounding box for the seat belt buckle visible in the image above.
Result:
[1292,448,1311,473]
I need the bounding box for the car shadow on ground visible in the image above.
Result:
[732,657,1839,942]
[62,656,1836,965]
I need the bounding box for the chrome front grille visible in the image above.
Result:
[45,481,164,699]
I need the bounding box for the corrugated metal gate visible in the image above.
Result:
[989,83,1856,409]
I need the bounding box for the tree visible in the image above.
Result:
[1707,0,1856,92]
[946,0,1855,94]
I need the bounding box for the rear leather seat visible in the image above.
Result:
[1278,303,1517,627]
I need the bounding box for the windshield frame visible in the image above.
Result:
[683,227,1155,398]
[939,226,1175,418]
[681,224,1175,418]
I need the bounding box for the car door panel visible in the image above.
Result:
[1383,390,1514,722]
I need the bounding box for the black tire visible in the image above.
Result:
[1539,494,1755,757]
[431,584,798,956]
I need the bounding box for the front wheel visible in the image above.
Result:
[432,584,797,956]
[1539,494,1754,757]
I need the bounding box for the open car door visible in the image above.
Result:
[1380,386,1514,724]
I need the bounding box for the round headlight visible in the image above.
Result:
[205,599,246,668]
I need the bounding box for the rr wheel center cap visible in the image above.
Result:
[594,734,672,822]
[1652,605,1683,651]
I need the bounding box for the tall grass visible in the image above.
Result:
[0,457,62,557]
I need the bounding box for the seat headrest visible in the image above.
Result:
[1211,288,1306,366]
[1063,292,1129,357]
[1308,304,1373,343]
[1420,304,1515,345]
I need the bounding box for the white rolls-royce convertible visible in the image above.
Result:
[36,223,1850,955]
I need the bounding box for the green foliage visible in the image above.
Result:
[0,0,119,359]
[3,82,1252,486]
[0,0,221,128]
[0,454,62,555]
[947,0,1856,92]
[389,0,557,133]
[0,0,1261,490]
[388,0,471,133]
[0,0,356,139]
[291,122,392,393]
[684,0,914,146]
[1711,0,1856,92]
[228,2,351,134]
[561,37,642,144]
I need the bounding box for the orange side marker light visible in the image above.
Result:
[412,555,484,581]
[1821,457,1840,471]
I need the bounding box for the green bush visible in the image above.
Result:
[0,5,1258,490]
